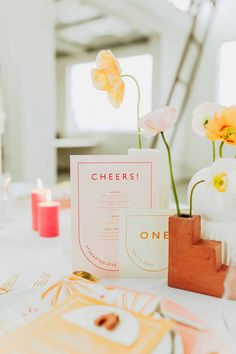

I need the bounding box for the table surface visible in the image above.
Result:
[0,198,235,353]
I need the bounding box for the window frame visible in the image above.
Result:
[56,37,159,137]
[217,41,236,106]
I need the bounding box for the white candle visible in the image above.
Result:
[0,135,2,176]
[0,107,6,176]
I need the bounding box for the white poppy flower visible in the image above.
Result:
[188,158,236,221]
[206,158,236,194]
[139,106,177,137]
[192,102,223,137]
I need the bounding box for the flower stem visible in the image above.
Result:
[189,179,205,217]
[219,141,224,158]
[212,141,216,162]
[121,74,142,149]
[161,132,181,216]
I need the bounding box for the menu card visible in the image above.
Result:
[120,209,174,278]
[0,292,173,354]
[70,155,160,278]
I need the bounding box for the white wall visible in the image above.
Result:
[173,0,236,178]
[0,0,56,185]
[0,0,196,183]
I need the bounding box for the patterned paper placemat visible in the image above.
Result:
[0,275,231,354]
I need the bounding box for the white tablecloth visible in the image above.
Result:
[0,198,234,352]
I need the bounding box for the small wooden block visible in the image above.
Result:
[168,215,228,297]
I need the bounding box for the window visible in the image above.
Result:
[67,54,153,132]
[218,41,236,106]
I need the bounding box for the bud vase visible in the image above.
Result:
[128,148,170,208]
[201,219,236,265]
[168,214,228,297]
[188,166,236,266]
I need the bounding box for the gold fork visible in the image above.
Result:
[0,274,19,295]
[31,272,51,289]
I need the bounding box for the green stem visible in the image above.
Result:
[161,132,181,216]
[212,141,216,162]
[121,74,142,149]
[189,180,205,217]
[219,141,224,158]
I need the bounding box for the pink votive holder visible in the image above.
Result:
[38,201,60,237]
[31,189,50,231]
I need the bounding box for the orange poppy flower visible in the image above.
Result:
[91,50,125,108]
[206,107,236,145]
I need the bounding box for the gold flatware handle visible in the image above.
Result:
[72,271,99,283]
[0,274,19,295]
[31,273,51,288]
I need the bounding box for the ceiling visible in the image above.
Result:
[54,0,193,57]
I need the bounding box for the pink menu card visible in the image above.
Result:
[70,155,160,278]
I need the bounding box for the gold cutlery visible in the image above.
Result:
[31,272,51,289]
[73,270,99,283]
[0,274,19,295]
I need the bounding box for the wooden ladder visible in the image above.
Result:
[151,0,218,149]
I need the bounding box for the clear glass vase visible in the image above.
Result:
[0,173,12,221]
[222,250,236,347]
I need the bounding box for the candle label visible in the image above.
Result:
[70,156,160,278]
[119,209,174,278]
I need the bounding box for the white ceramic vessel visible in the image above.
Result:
[128,148,170,209]
[188,167,236,264]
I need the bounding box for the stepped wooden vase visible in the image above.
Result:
[168,215,228,297]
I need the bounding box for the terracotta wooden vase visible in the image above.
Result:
[168,214,228,297]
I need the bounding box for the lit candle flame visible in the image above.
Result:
[37,178,44,190]
[4,176,11,190]
[3,175,11,201]
[46,190,52,203]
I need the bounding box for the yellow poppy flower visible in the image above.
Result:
[212,172,228,192]
[91,50,125,108]
[206,107,236,145]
